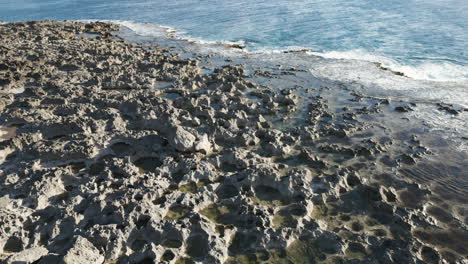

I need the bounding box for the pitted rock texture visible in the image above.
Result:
[0,21,467,264]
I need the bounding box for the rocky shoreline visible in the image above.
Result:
[0,21,467,263]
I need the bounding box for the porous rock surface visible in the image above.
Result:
[0,21,467,263]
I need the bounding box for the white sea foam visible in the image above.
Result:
[78,19,177,38]
[309,49,468,82]
[116,20,175,38]
[114,20,468,83]
[111,20,247,48]
[308,57,468,107]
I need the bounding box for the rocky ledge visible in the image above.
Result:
[0,21,466,264]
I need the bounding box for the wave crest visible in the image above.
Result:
[311,49,468,82]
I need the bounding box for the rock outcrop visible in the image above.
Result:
[0,21,466,264]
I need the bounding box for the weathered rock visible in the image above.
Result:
[5,247,48,264]
[63,236,104,264]
[0,20,464,264]
[194,134,212,154]
[169,126,197,152]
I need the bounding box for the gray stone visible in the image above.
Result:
[169,126,196,152]
[63,236,104,264]
[5,247,48,264]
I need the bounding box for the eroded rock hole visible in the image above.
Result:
[228,232,258,255]
[3,236,23,253]
[161,250,175,261]
[162,239,183,249]
[254,185,282,201]
[134,157,162,173]
[136,215,151,228]
[131,239,147,251]
[164,204,191,221]
[110,142,133,156]
[216,184,239,199]
[186,233,209,259]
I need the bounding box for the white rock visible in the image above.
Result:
[34,175,65,210]
[0,147,13,165]
[169,126,196,152]
[63,236,104,264]
[195,134,212,154]
[5,246,48,264]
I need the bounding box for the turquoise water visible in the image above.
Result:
[1,0,467,82]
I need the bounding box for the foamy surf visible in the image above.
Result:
[112,20,247,49]
[309,49,468,82]
[108,20,468,106]
[110,20,468,84]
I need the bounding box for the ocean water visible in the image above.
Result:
[1,0,468,149]
[1,0,467,81]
